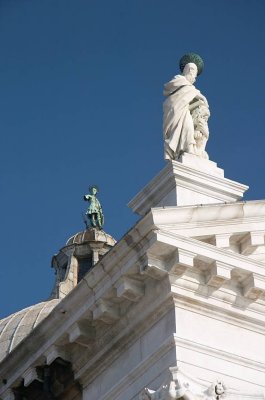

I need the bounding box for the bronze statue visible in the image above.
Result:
[84,186,104,229]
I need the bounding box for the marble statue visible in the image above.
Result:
[163,53,210,160]
[84,185,104,229]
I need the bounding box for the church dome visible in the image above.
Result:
[66,228,116,246]
[51,228,116,299]
[0,299,60,363]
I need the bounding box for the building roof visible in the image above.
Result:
[66,228,116,246]
[0,299,60,363]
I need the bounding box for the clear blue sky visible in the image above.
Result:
[0,0,265,318]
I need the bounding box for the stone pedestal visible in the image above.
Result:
[128,154,248,216]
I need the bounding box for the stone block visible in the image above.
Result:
[213,234,231,248]
[68,321,96,347]
[139,255,167,280]
[242,273,265,300]
[168,249,195,275]
[92,299,120,324]
[205,261,231,288]
[241,231,265,255]
[116,277,145,302]
[22,367,43,387]
[45,345,71,365]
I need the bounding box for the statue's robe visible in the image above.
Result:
[163,75,200,160]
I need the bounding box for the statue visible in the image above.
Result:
[163,53,210,160]
[83,185,104,229]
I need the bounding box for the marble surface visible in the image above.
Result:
[128,155,248,215]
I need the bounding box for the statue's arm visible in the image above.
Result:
[84,195,91,201]
[194,91,209,107]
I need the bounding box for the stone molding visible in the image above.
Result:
[173,335,265,374]
[128,159,248,216]
[79,333,178,399]
[148,200,265,243]
[22,367,43,387]
[1,214,265,397]
[154,230,265,279]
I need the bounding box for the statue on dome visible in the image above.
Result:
[163,53,210,160]
[84,185,104,229]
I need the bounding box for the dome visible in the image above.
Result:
[51,228,116,299]
[66,228,116,246]
[0,299,60,363]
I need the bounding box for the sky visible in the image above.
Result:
[0,0,265,319]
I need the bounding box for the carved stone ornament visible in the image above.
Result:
[204,380,227,400]
[139,380,189,400]
[139,368,265,400]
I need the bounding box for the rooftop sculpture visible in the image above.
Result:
[163,53,210,160]
[139,368,228,400]
[84,185,104,229]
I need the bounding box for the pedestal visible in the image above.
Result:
[128,153,248,216]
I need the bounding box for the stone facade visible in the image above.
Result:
[0,156,265,400]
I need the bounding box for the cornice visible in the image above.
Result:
[1,214,265,396]
[155,230,265,275]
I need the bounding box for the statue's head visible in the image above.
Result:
[89,185,99,195]
[183,63,198,84]
[179,53,204,81]
[215,381,225,396]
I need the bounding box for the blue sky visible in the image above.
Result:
[0,0,265,318]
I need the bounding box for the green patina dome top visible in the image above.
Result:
[179,53,204,76]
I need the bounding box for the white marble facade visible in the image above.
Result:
[0,155,265,400]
